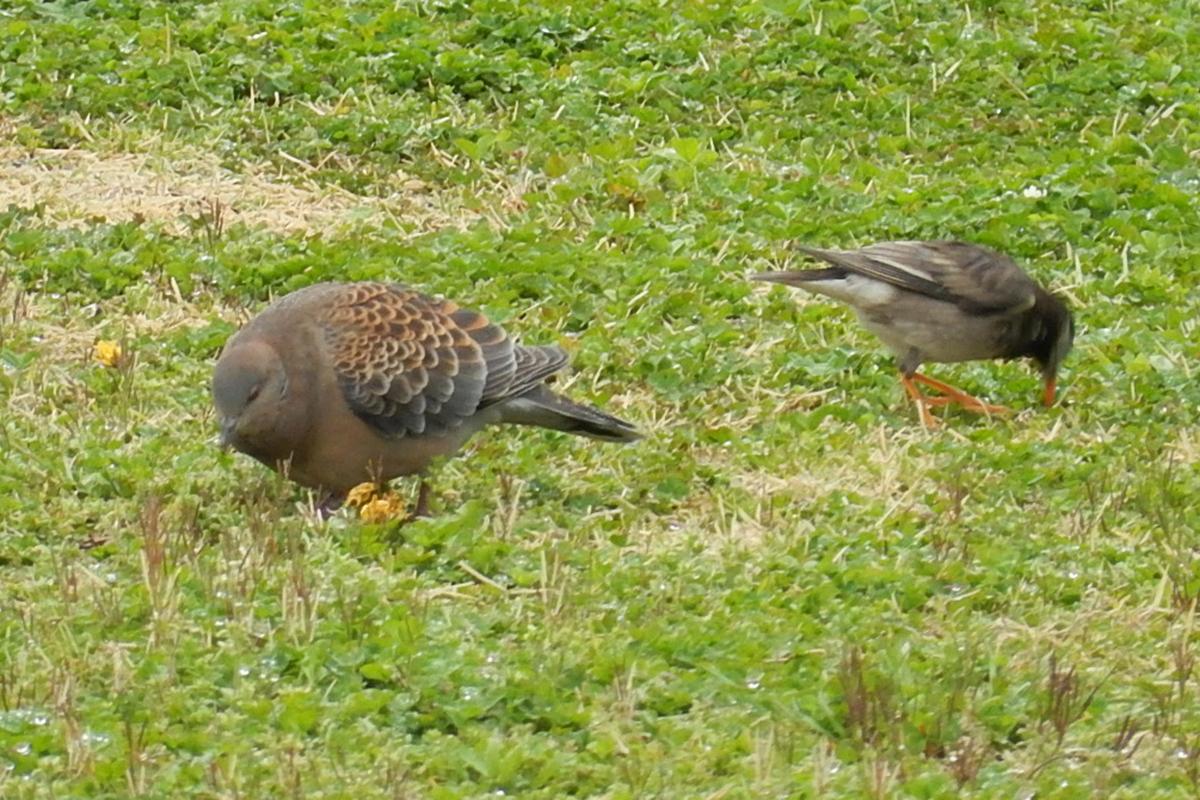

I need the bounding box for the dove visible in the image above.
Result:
[212,282,640,514]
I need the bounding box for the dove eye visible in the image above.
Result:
[247,385,262,404]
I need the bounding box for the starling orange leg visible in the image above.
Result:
[900,373,941,428]
[911,373,1010,416]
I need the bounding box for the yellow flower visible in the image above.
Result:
[93,340,122,368]
[345,482,378,508]
[359,493,406,523]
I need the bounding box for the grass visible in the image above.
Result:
[1,0,1199,796]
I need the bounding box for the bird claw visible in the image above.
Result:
[916,404,942,429]
[316,494,345,520]
[922,395,1011,416]
[907,373,1009,420]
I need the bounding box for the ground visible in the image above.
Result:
[1,1,1199,797]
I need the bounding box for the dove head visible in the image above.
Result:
[212,338,311,465]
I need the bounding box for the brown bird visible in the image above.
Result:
[752,240,1074,427]
[212,282,640,515]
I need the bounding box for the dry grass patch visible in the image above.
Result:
[1169,428,1200,467]
[0,145,487,236]
[728,423,934,507]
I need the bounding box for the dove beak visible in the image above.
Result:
[219,418,237,450]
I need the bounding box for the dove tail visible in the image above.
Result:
[498,385,641,442]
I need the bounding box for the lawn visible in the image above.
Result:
[2,0,1199,797]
